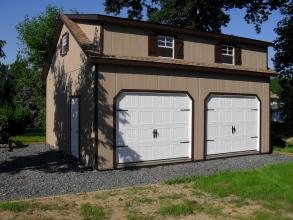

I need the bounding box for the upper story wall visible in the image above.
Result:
[103,23,268,70]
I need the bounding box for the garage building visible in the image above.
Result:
[43,14,276,170]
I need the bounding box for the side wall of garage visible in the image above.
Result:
[46,24,96,167]
[97,64,270,170]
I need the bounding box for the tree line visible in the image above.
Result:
[0,1,292,135]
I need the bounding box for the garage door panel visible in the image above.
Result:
[116,92,192,164]
[139,111,154,124]
[172,143,190,158]
[206,95,260,156]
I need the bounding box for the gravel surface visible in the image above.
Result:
[1,144,293,201]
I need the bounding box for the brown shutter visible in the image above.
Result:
[65,33,69,54]
[215,44,222,63]
[235,47,242,65]
[60,37,63,56]
[174,38,184,59]
[148,35,157,56]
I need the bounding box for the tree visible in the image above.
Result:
[15,5,63,128]
[104,0,289,33]
[16,5,62,69]
[273,2,293,77]
[0,40,6,60]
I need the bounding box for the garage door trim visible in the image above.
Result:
[203,92,261,159]
[113,89,195,168]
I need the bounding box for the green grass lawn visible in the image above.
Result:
[10,135,45,144]
[167,162,293,219]
[1,162,293,219]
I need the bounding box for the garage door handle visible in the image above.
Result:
[232,126,236,134]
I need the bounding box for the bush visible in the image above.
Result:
[0,105,13,131]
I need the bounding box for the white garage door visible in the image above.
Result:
[206,95,260,155]
[116,92,192,164]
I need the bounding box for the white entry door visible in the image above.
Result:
[206,95,260,155]
[71,97,79,158]
[116,92,192,164]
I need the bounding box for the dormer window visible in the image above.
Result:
[221,45,234,64]
[215,43,241,65]
[157,35,174,58]
[60,32,69,56]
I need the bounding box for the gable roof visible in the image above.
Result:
[43,14,276,80]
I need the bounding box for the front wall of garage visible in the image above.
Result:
[97,65,270,170]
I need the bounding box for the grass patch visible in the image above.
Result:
[127,210,155,220]
[0,201,32,212]
[159,200,201,216]
[158,193,184,200]
[10,135,45,143]
[274,146,293,154]
[165,176,197,185]
[133,196,154,204]
[80,203,106,220]
[194,162,293,210]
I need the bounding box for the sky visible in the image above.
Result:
[0,0,282,68]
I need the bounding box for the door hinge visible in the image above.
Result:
[180,141,190,143]
[206,109,214,111]
[251,108,258,111]
[116,109,128,112]
[250,136,258,138]
[180,109,190,111]
[206,139,215,142]
[116,145,128,148]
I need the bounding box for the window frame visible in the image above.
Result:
[157,35,174,59]
[61,32,69,56]
[221,44,234,65]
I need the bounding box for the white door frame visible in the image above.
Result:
[114,90,194,166]
[70,96,80,159]
[204,93,261,157]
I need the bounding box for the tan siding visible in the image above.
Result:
[104,24,149,57]
[242,45,267,69]
[46,24,95,167]
[77,22,101,47]
[184,36,215,63]
[97,65,270,170]
[102,23,268,70]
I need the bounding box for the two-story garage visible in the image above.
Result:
[43,14,276,170]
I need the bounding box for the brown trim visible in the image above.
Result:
[66,14,273,47]
[94,65,99,168]
[90,57,277,77]
[113,89,195,169]
[100,22,104,55]
[69,95,81,160]
[269,78,272,154]
[203,92,262,160]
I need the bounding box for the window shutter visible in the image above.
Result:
[174,38,184,59]
[148,35,157,56]
[60,38,63,56]
[65,33,69,54]
[215,44,222,63]
[235,47,242,65]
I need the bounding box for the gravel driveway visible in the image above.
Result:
[1,144,293,201]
